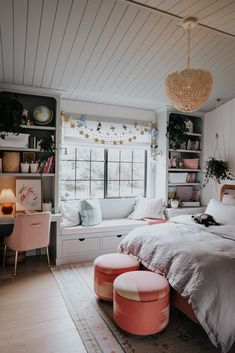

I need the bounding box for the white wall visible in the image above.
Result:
[203,98,235,205]
[155,108,168,203]
[61,99,156,198]
[61,99,155,122]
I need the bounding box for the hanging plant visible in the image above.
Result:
[204,157,232,184]
[0,96,23,138]
[166,114,189,149]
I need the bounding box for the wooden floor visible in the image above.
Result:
[0,256,87,353]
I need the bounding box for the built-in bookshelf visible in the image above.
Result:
[0,89,59,212]
[155,108,204,209]
[167,112,203,208]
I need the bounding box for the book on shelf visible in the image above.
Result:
[186,173,196,183]
[43,156,54,173]
[182,201,200,207]
[38,160,46,174]
[49,156,55,173]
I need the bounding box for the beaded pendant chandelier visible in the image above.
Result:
[165,17,213,112]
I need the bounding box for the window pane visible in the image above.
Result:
[76,181,89,199]
[61,146,75,160]
[60,161,75,180]
[91,181,104,198]
[133,163,145,180]
[76,147,90,160]
[121,149,132,161]
[108,162,119,180]
[120,163,132,180]
[108,149,119,161]
[91,148,104,161]
[133,181,145,196]
[61,181,76,200]
[76,161,90,180]
[91,162,104,180]
[107,181,119,197]
[133,149,145,162]
[120,181,132,196]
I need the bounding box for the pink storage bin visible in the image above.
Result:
[182,158,199,169]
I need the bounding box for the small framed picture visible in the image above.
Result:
[22,151,35,163]
[16,179,42,211]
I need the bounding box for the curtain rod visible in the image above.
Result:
[119,0,235,39]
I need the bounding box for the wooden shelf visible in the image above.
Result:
[20,124,56,131]
[168,182,202,186]
[0,146,41,152]
[186,132,202,137]
[0,173,55,177]
[168,168,202,172]
[169,149,202,154]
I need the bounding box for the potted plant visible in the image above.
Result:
[166,114,189,149]
[38,135,56,152]
[30,161,40,174]
[204,157,232,184]
[0,96,23,138]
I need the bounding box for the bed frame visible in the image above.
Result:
[171,184,235,323]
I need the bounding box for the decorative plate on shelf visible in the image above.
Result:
[33,105,53,125]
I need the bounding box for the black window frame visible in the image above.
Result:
[60,146,147,200]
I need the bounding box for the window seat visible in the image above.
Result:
[57,217,147,265]
[60,218,146,236]
[56,197,166,265]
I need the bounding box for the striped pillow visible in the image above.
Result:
[80,199,102,227]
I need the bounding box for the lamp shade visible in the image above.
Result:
[165,68,213,112]
[0,189,16,204]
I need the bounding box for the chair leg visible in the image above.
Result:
[14,251,18,276]
[46,247,51,268]
[3,245,7,267]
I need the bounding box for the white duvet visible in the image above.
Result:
[119,216,235,353]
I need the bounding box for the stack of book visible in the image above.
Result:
[38,156,55,174]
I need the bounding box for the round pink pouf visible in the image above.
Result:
[113,271,170,335]
[94,253,140,301]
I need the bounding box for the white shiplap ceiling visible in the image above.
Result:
[0,0,235,112]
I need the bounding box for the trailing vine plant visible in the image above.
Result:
[204,157,232,184]
[166,113,189,149]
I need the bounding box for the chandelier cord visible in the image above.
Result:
[187,28,191,69]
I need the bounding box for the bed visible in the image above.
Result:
[118,185,235,353]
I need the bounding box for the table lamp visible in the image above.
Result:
[0,189,16,215]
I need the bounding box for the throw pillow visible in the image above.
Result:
[205,198,235,225]
[129,198,163,220]
[222,193,235,205]
[58,200,80,227]
[80,199,102,227]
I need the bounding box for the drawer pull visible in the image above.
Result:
[79,238,85,241]
[116,234,123,238]
[31,223,41,228]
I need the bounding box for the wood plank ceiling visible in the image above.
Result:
[0,0,234,112]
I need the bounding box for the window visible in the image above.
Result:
[60,146,147,200]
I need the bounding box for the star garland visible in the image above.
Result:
[60,111,157,145]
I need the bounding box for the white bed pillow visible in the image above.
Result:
[129,198,163,220]
[58,200,80,227]
[205,198,235,225]
[222,193,235,205]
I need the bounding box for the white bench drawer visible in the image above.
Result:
[102,234,125,250]
[62,237,100,254]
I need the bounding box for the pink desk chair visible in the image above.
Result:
[3,212,51,275]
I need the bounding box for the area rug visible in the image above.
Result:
[52,263,225,353]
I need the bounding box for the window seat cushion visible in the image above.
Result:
[60,218,146,236]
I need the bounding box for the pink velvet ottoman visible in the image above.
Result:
[113,271,170,335]
[94,253,140,301]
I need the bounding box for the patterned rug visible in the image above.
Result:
[52,263,233,353]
